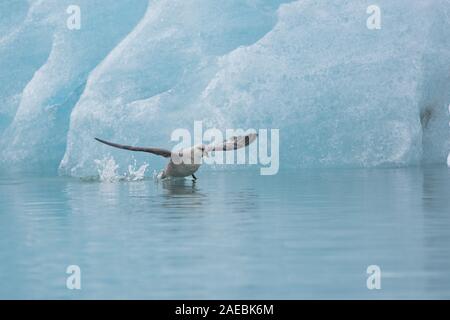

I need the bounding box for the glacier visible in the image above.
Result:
[0,0,449,176]
[0,0,148,171]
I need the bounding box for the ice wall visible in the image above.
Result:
[60,0,288,176]
[0,0,449,176]
[0,0,53,135]
[0,0,147,170]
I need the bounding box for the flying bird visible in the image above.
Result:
[94,133,257,180]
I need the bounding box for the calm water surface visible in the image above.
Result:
[0,167,449,299]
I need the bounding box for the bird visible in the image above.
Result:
[94,133,257,181]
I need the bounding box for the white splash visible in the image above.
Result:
[152,169,166,180]
[94,156,120,182]
[125,159,149,181]
[94,156,149,182]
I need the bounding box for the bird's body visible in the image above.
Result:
[161,158,201,179]
[94,133,257,180]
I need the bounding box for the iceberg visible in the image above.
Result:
[0,0,147,170]
[0,0,449,176]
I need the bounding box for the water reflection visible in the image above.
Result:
[161,178,199,195]
[421,167,450,214]
[421,167,450,296]
[160,178,206,210]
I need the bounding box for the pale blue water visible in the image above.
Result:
[1,167,450,299]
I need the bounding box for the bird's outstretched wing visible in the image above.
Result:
[95,138,172,158]
[206,133,257,152]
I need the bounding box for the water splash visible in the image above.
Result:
[94,156,119,182]
[126,160,149,181]
[152,169,168,181]
[94,156,149,182]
